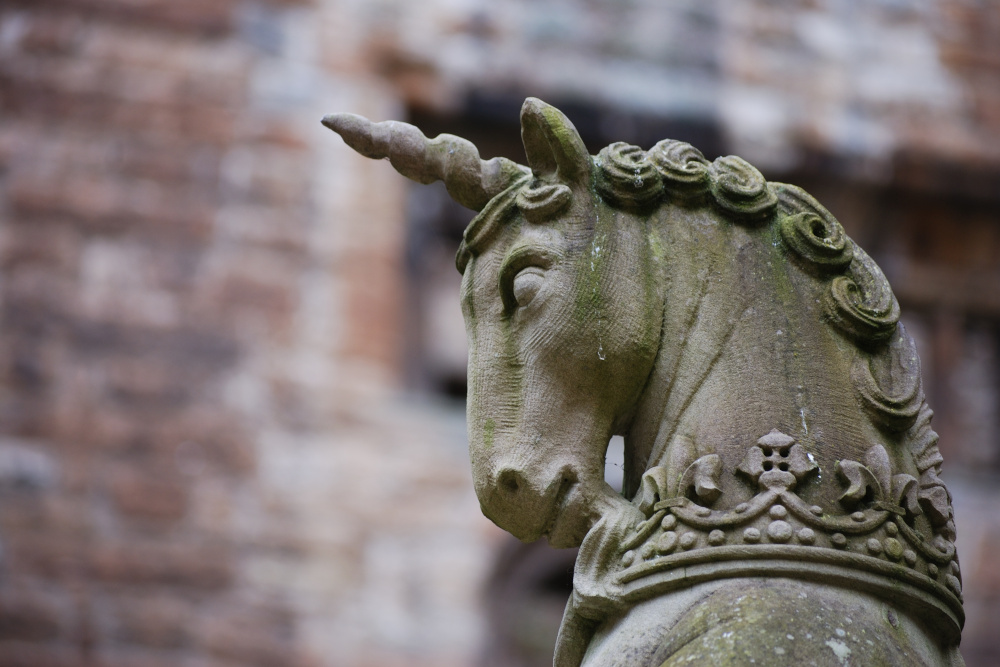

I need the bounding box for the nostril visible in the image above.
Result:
[497,468,522,495]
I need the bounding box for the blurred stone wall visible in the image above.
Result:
[0,1,503,666]
[0,1,997,666]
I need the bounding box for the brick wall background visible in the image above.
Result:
[0,1,997,666]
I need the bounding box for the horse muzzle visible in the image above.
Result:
[476,463,580,544]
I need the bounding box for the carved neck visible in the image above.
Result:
[623,205,717,497]
[622,205,873,499]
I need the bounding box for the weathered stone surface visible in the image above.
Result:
[326,97,965,665]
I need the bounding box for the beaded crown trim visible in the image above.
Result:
[601,430,963,639]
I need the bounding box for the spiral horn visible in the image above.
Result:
[322,113,530,211]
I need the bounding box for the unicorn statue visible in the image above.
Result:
[323,99,964,666]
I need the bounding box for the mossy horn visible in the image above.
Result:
[322,113,529,211]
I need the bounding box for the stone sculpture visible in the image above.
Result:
[323,99,964,666]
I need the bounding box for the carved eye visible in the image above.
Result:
[512,267,545,307]
[498,245,561,314]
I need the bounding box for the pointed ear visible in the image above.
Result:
[520,98,592,185]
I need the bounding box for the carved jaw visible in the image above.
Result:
[552,480,642,548]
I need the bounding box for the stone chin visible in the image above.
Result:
[544,482,601,548]
[548,477,641,548]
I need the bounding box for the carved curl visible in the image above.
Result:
[774,183,853,274]
[596,147,779,222]
[824,245,901,347]
[852,326,922,433]
[516,183,572,223]
[911,402,944,477]
[708,156,777,223]
[780,212,854,274]
[595,142,664,210]
[456,177,530,273]
[647,140,711,200]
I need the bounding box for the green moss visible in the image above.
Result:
[484,418,495,449]
[574,200,609,329]
[648,228,667,264]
